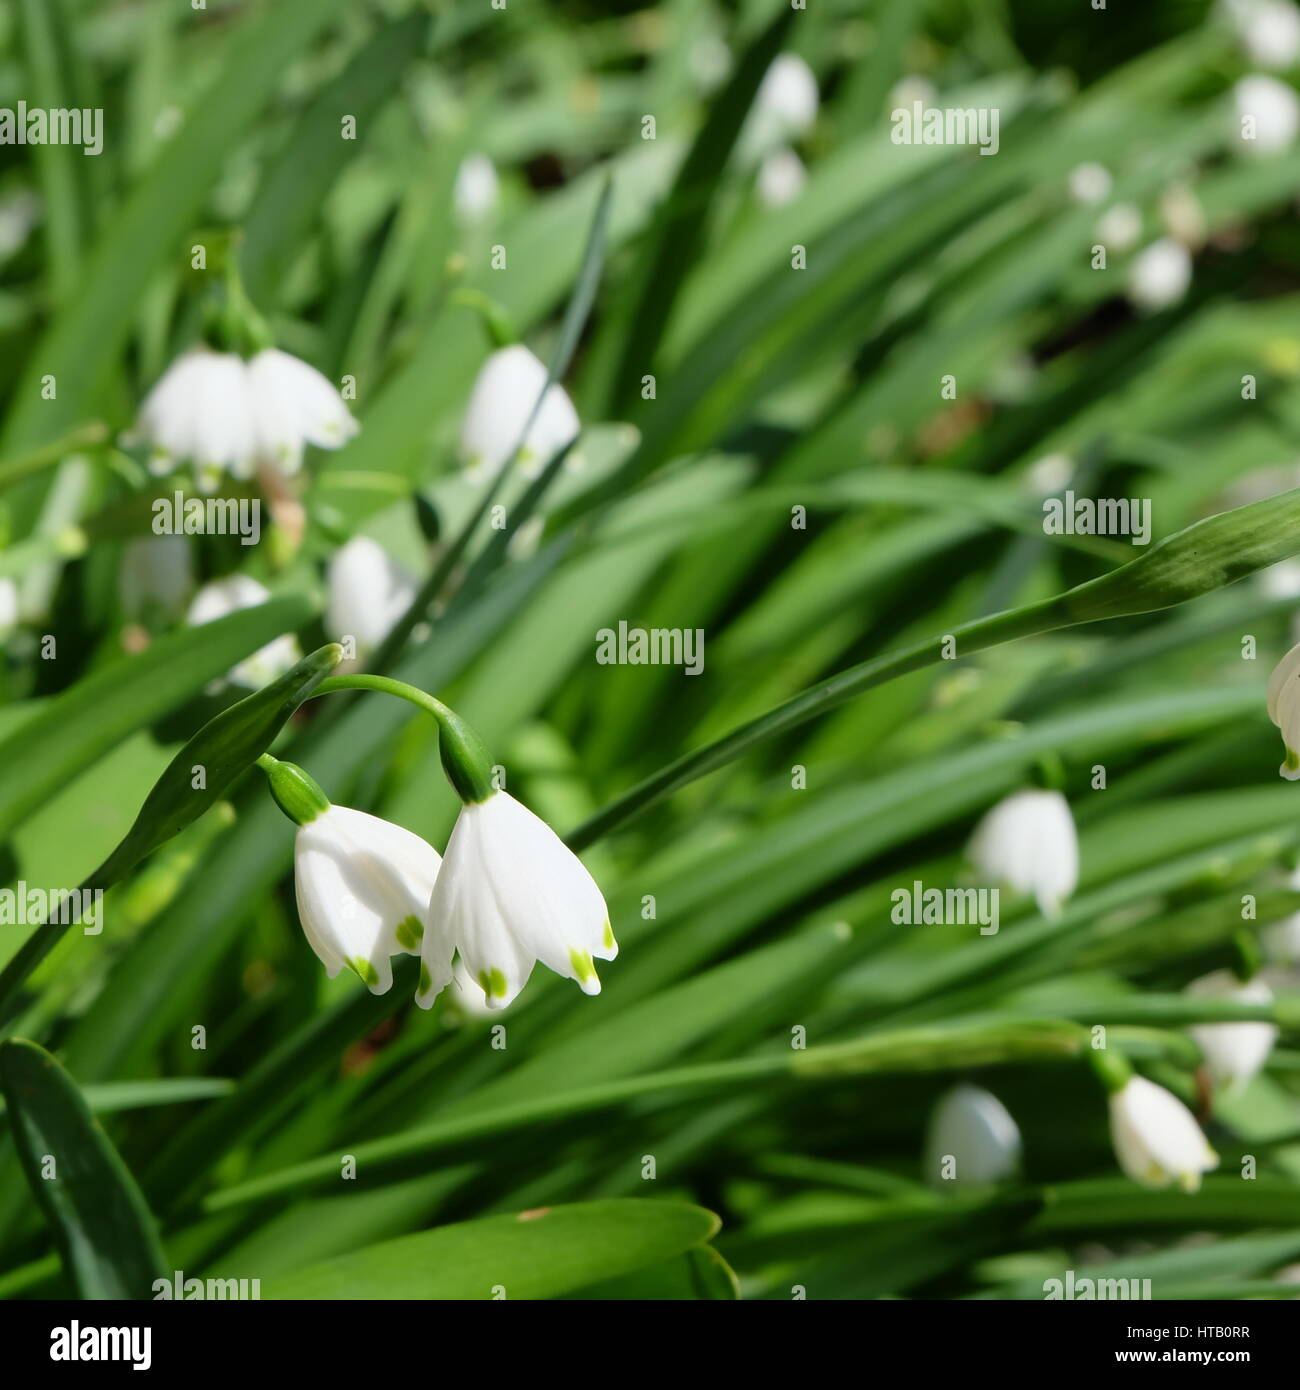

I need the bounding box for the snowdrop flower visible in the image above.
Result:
[418,789,616,1011]
[120,536,193,623]
[1235,73,1300,153]
[1068,162,1113,205]
[1187,970,1278,1090]
[1108,1075,1219,1191]
[0,577,17,639]
[186,574,300,689]
[967,788,1079,917]
[925,1084,1022,1186]
[1222,0,1300,69]
[454,154,500,223]
[1024,451,1074,497]
[1096,202,1142,253]
[1126,238,1192,313]
[136,347,257,492]
[743,54,818,160]
[1267,636,1300,777]
[324,536,416,663]
[757,147,807,207]
[459,344,580,479]
[135,346,357,490]
[246,347,358,476]
[262,756,441,994]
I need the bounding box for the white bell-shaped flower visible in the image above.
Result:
[120,535,193,623]
[1234,73,1300,154]
[925,1084,1022,1186]
[324,536,416,663]
[136,347,258,491]
[757,147,807,207]
[418,789,616,1010]
[745,54,819,158]
[1096,202,1142,253]
[1108,1075,1219,1191]
[1187,970,1278,1090]
[967,788,1079,917]
[1126,238,1192,313]
[246,347,358,476]
[1067,162,1113,205]
[295,804,441,993]
[185,574,301,688]
[459,344,580,479]
[454,154,500,223]
[1267,636,1300,777]
[1222,0,1300,70]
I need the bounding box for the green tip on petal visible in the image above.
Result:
[603,921,616,951]
[478,967,508,1000]
[1287,748,1300,772]
[349,957,380,988]
[569,947,597,984]
[395,915,424,950]
[418,963,433,996]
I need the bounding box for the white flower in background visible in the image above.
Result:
[886,75,936,113]
[459,344,580,479]
[1096,202,1142,253]
[925,1084,1022,1186]
[1024,451,1074,496]
[185,574,300,689]
[967,788,1079,917]
[135,346,357,490]
[0,577,18,639]
[1160,183,1206,250]
[295,804,441,994]
[1258,558,1300,598]
[1222,0,1300,69]
[1266,865,1300,960]
[1068,162,1113,204]
[324,536,417,663]
[246,347,358,476]
[757,147,807,207]
[454,153,500,223]
[1126,238,1192,313]
[1108,1075,1219,1190]
[417,790,617,1010]
[1234,73,1300,154]
[0,189,39,261]
[689,34,732,93]
[119,535,193,623]
[1187,970,1278,1090]
[137,347,257,491]
[1267,636,1300,777]
[742,53,819,160]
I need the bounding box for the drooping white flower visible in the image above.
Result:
[1126,238,1192,313]
[136,347,258,492]
[0,577,18,638]
[246,347,358,477]
[967,788,1079,917]
[1068,162,1113,205]
[324,536,416,663]
[459,344,580,479]
[1096,202,1142,253]
[1107,1075,1219,1191]
[757,147,807,207]
[135,346,357,490]
[1234,73,1300,154]
[1187,970,1278,1091]
[120,535,193,623]
[294,804,441,994]
[1221,0,1300,69]
[185,574,301,689]
[454,154,500,222]
[417,789,616,1010]
[742,54,819,160]
[925,1084,1022,1186]
[1267,636,1300,777]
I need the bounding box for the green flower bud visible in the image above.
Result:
[258,755,331,826]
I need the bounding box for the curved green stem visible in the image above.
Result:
[312,675,495,803]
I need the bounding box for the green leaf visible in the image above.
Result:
[0,1038,167,1299]
[262,1199,720,1300]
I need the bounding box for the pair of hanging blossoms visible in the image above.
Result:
[259,675,615,1010]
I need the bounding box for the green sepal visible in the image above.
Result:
[1087,1044,1135,1096]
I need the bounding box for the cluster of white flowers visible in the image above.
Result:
[288,780,616,1011]
[135,346,358,492]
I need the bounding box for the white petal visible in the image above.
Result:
[459,345,579,478]
[324,536,416,657]
[925,1084,1021,1186]
[1109,1076,1218,1189]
